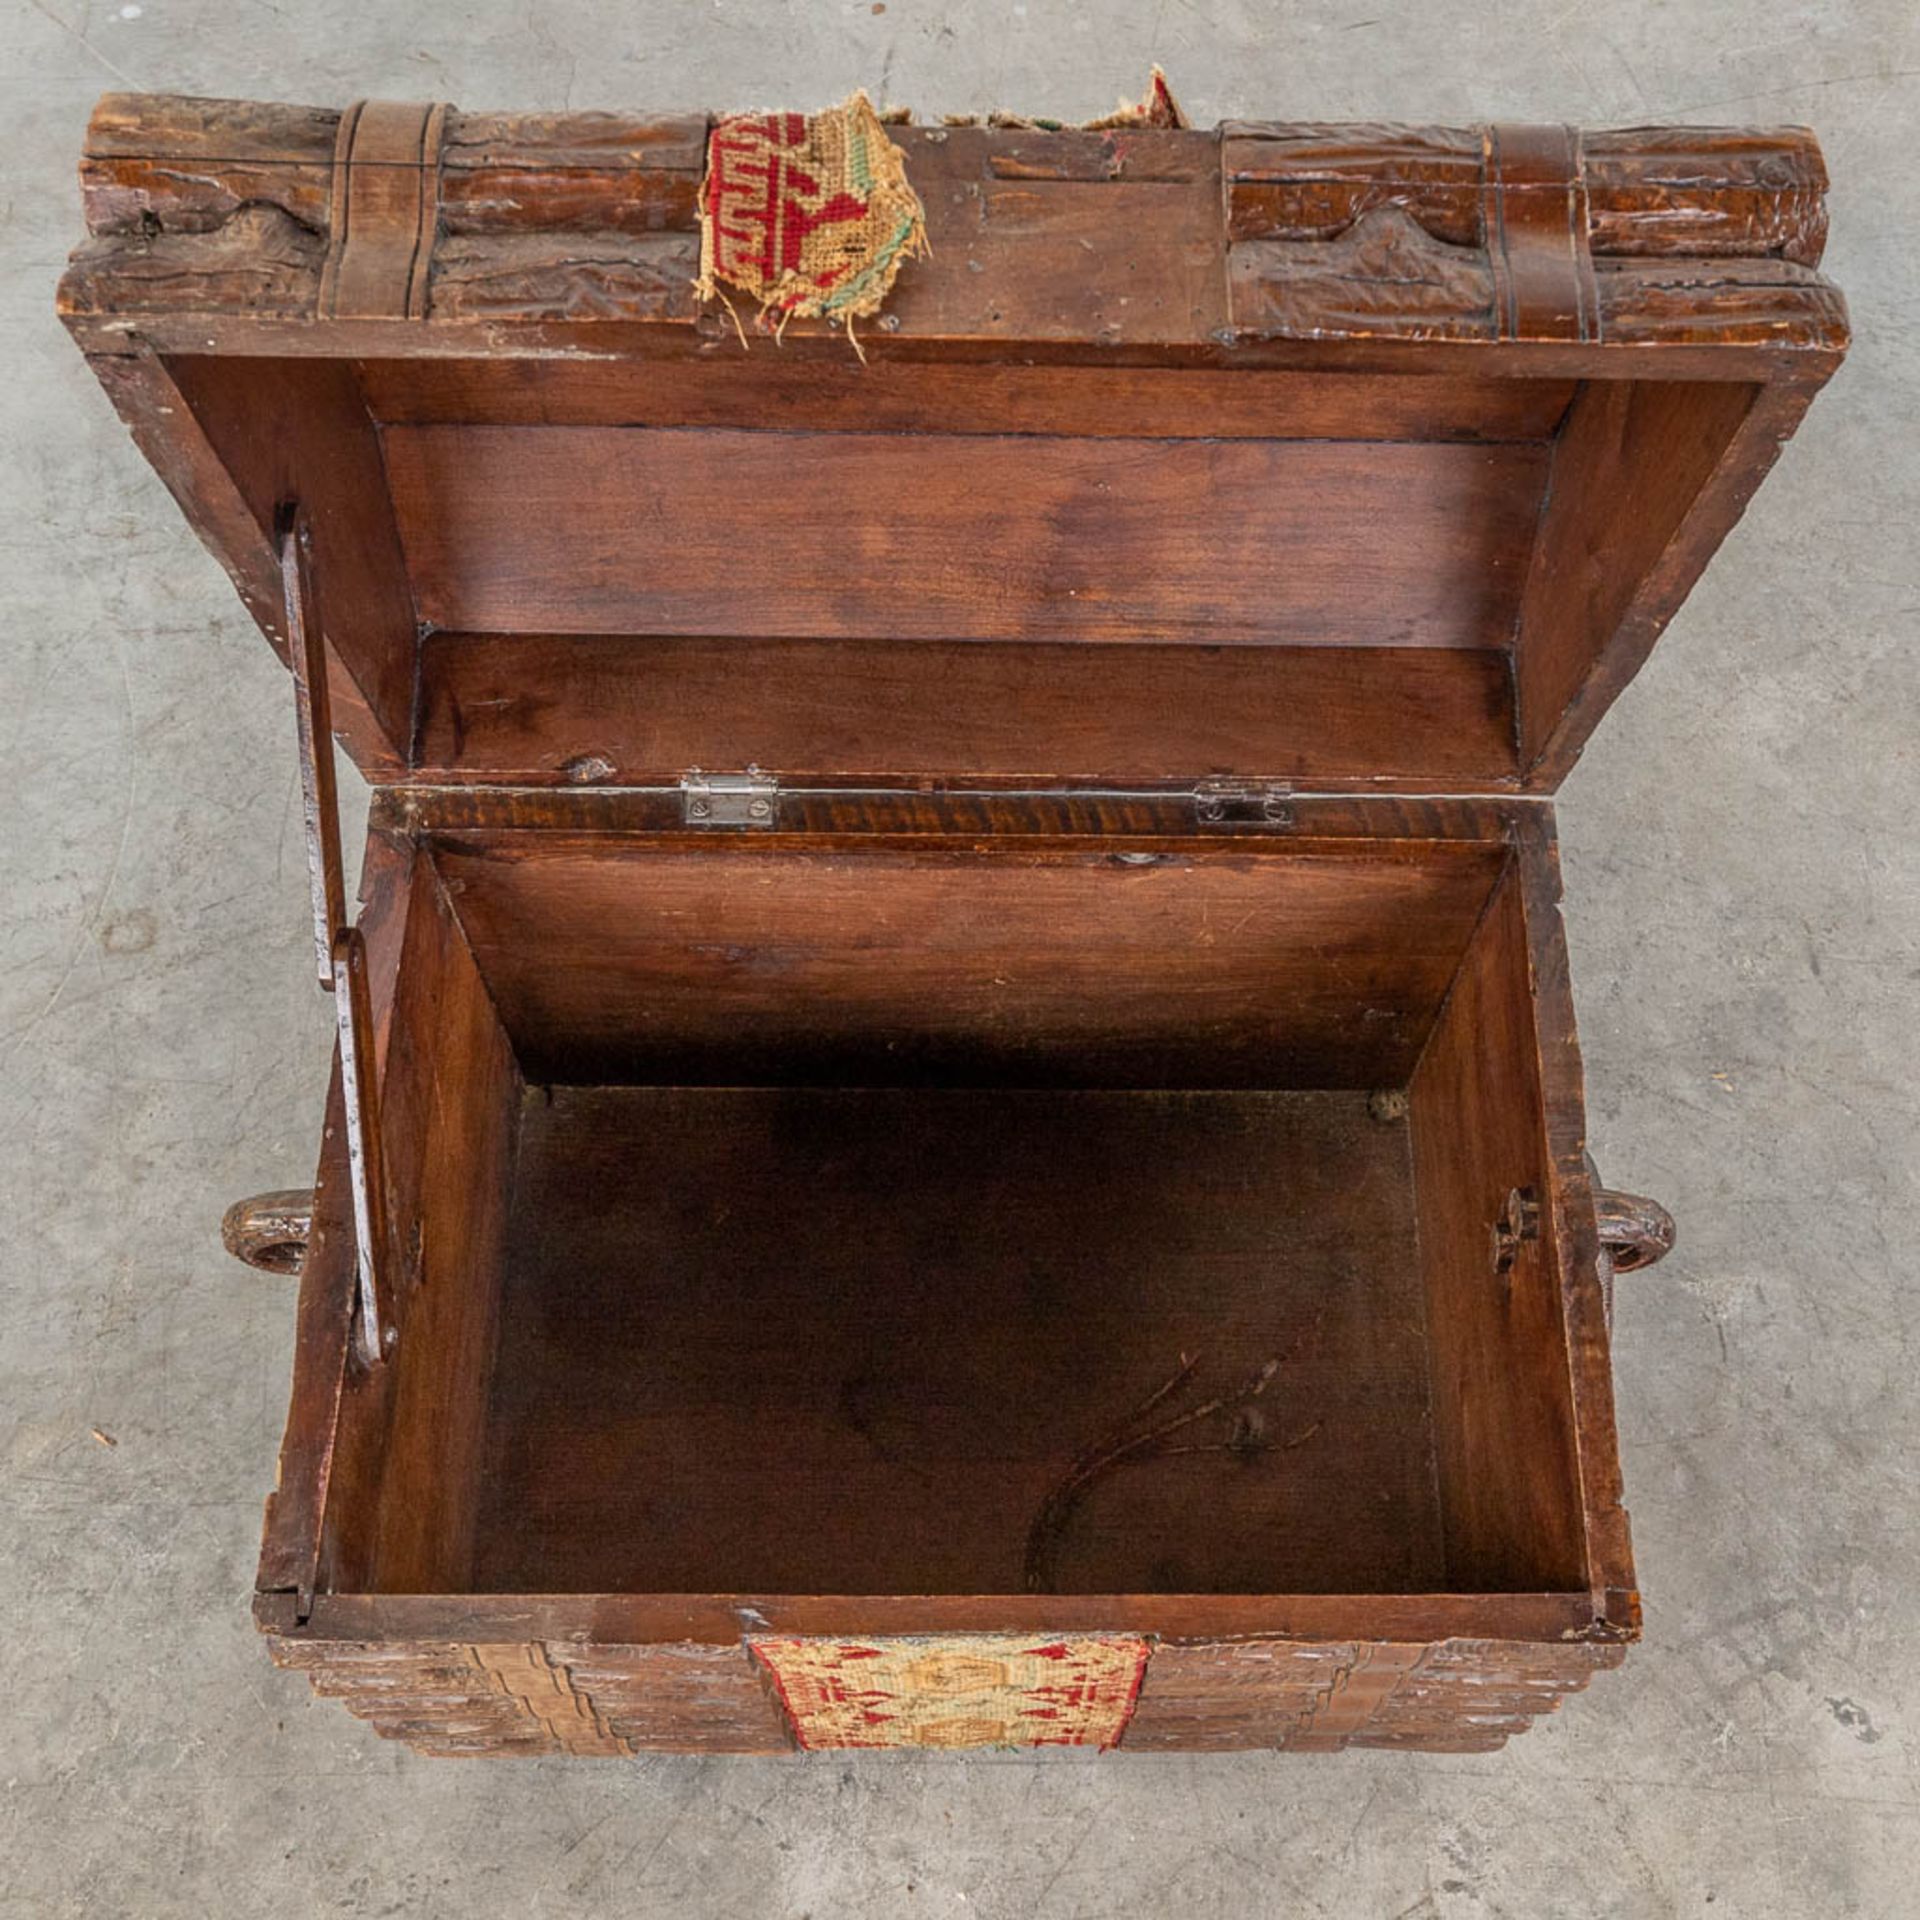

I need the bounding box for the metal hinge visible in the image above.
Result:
[283,506,392,1368]
[681,767,780,828]
[1193,777,1294,827]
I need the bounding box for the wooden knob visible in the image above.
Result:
[221,1189,314,1275]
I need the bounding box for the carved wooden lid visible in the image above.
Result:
[60,96,1848,794]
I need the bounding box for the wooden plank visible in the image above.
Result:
[426,836,1507,1090]
[255,831,419,1607]
[1406,862,1588,1590]
[356,355,1577,442]
[468,1086,1442,1598]
[1517,376,1820,781]
[383,425,1549,648]
[371,788,1536,843]
[321,858,522,1593]
[277,1590,1614,1646]
[159,354,417,773]
[414,633,1520,790]
[1511,809,1638,1627]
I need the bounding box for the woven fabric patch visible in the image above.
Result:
[751,1635,1150,1750]
[697,91,928,329]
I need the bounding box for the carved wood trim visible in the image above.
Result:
[467,1642,632,1755]
[267,1630,1626,1757]
[59,95,1844,358]
[319,100,447,321]
[1484,123,1596,344]
[1291,1640,1426,1748]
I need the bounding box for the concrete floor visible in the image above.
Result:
[3,2,1916,1913]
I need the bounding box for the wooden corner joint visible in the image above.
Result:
[318,98,448,321]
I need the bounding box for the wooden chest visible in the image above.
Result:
[61,93,1847,1755]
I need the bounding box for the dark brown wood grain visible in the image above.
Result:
[1408,865,1588,1591]
[413,633,1521,791]
[469,1084,1443,1597]
[1224,121,1830,263]
[65,97,1845,356]
[335,858,520,1593]
[383,424,1547,648]
[356,355,1578,441]
[160,354,417,769]
[422,834,1507,1088]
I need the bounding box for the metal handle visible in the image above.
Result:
[222,1189,314,1275]
[1594,1185,1676,1272]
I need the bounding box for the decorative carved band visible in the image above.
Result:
[268,1631,1622,1757]
[1292,1640,1425,1747]
[62,94,1844,355]
[318,99,447,320]
[1485,123,1597,344]
[467,1642,632,1755]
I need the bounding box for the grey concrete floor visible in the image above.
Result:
[3,2,1916,1914]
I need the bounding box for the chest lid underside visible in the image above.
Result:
[61,96,1846,796]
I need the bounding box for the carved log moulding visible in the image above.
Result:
[268,1632,1622,1756]
[61,92,1847,353]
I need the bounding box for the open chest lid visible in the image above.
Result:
[62,94,1847,797]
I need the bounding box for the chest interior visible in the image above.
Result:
[322,818,1576,1603]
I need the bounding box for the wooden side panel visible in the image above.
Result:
[1407,864,1588,1591]
[415,633,1519,791]
[429,837,1506,1090]
[266,1633,1618,1755]
[1515,377,1810,781]
[160,354,418,772]
[358,356,1577,441]
[1513,811,1638,1625]
[256,832,419,1607]
[269,1639,786,1755]
[320,857,521,1594]
[1346,1638,1624,1752]
[1123,1640,1354,1749]
[82,350,400,772]
[1125,1635,1616,1752]
[383,425,1548,650]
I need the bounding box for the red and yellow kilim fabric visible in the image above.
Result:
[696,92,927,328]
[750,1634,1150,1750]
